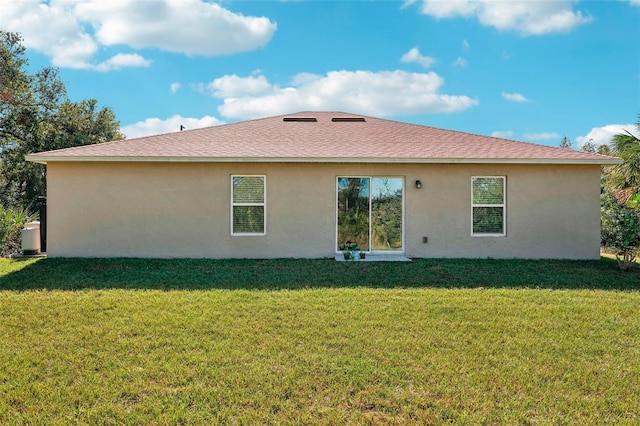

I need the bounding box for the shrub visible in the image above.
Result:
[601,188,640,270]
[0,205,37,256]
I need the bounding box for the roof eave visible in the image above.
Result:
[25,154,624,166]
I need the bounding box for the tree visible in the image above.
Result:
[559,135,573,150]
[607,116,640,202]
[597,144,612,156]
[600,115,640,270]
[581,139,597,153]
[0,31,124,210]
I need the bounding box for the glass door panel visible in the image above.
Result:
[337,177,370,251]
[371,178,403,251]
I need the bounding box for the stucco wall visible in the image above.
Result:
[46,162,601,259]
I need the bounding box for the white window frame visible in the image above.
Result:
[471,176,506,237]
[231,175,266,236]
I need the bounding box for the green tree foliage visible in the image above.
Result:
[597,144,612,156]
[600,115,640,270]
[581,139,614,156]
[608,117,640,200]
[0,31,124,210]
[601,186,640,270]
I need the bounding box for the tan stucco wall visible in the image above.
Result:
[46,162,602,259]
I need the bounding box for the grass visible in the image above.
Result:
[0,257,639,424]
[1,256,639,291]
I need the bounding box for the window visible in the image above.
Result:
[472,176,505,236]
[231,175,265,235]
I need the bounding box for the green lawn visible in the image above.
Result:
[0,258,638,424]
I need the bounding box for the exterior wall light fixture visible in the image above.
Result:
[415,180,422,189]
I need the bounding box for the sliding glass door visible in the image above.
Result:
[337,177,403,252]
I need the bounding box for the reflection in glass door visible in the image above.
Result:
[337,177,403,252]
[337,177,370,251]
[371,178,403,250]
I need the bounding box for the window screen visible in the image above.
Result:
[232,176,265,235]
[472,176,505,236]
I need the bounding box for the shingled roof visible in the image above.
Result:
[26,111,621,165]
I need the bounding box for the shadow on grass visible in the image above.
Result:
[0,257,638,291]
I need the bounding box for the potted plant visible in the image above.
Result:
[339,240,358,260]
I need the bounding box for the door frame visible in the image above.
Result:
[335,176,405,254]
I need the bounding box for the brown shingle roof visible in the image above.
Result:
[26,111,621,165]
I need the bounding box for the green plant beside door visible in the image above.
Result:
[339,241,366,260]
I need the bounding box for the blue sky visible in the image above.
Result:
[2,0,639,147]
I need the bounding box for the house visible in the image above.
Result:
[26,111,621,259]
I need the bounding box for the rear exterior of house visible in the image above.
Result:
[28,112,620,259]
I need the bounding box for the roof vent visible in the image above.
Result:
[283,117,317,122]
[332,117,366,122]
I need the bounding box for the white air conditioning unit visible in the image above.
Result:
[21,221,41,255]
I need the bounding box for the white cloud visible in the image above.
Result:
[576,123,640,147]
[120,115,225,139]
[453,57,468,67]
[1,0,99,69]
[523,132,561,141]
[208,75,273,98]
[289,73,323,86]
[491,130,514,139]
[401,47,437,68]
[190,83,207,94]
[462,39,470,50]
[0,0,276,70]
[630,0,640,6]
[401,0,418,9]
[420,0,477,18]
[502,92,530,103]
[170,83,181,94]
[75,0,276,56]
[94,53,151,72]
[207,70,479,120]
[414,0,592,36]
